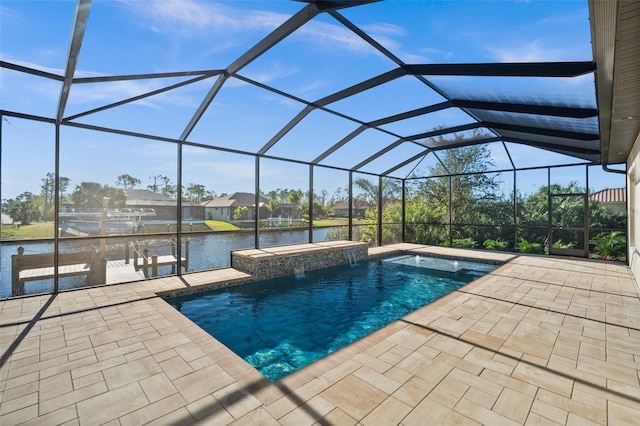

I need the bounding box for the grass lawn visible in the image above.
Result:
[1,218,362,240]
[1,222,55,240]
[205,220,239,231]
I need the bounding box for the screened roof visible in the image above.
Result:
[1,0,638,180]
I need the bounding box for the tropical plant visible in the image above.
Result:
[545,239,576,254]
[516,238,542,253]
[483,239,507,251]
[3,191,41,225]
[590,231,626,260]
[452,237,477,248]
[233,206,248,221]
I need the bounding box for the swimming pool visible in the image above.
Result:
[166,254,499,381]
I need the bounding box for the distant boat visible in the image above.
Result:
[59,208,156,235]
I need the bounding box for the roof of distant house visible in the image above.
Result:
[201,192,267,208]
[125,189,173,201]
[590,188,626,203]
[124,189,200,206]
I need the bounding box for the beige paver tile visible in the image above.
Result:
[186,394,234,423]
[39,354,99,380]
[525,411,564,425]
[317,407,357,425]
[454,397,521,425]
[142,332,191,354]
[76,381,148,425]
[139,372,178,403]
[402,397,479,426]
[605,379,640,405]
[479,368,537,397]
[39,381,107,415]
[231,407,280,425]
[8,354,69,380]
[278,395,334,426]
[290,376,332,403]
[536,388,607,425]
[396,352,453,384]
[425,329,477,357]
[96,341,146,362]
[119,392,188,426]
[511,362,573,398]
[10,353,41,369]
[19,404,77,426]
[173,364,235,403]
[493,387,534,424]
[0,404,39,425]
[449,367,503,397]
[463,387,498,409]
[0,390,38,415]
[39,371,73,402]
[264,395,297,420]
[577,353,640,386]
[213,381,263,420]
[353,365,402,395]
[391,376,437,407]
[70,355,127,380]
[2,370,39,391]
[378,343,414,366]
[70,371,100,391]
[321,359,360,382]
[152,348,179,363]
[101,355,162,389]
[361,396,411,426]
[428,375,469,408]
[608,399,640,425]
[144,407,194,426]
[174,342,207,363]
[1,379,37,403]
[386,328,431,351]
[321,375,387,420]
[352,352,392,374]
[159,355,194,380]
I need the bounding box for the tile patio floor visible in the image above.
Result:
[1,243,639,425]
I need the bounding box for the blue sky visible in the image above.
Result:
[0,0,625,200]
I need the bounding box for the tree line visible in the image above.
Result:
[2,171,370,225]
[2,173,218,225]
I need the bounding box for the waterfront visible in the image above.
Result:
[0,228,333,299]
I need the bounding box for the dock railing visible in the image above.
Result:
[130,239,189,278]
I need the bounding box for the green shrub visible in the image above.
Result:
[545,239,576,254]
[452,237,477,248]
[517,238,542,253]
[590,231,626,260]
[483,239,507,251]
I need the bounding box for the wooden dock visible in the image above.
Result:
[105,259,145,284]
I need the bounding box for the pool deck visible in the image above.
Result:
[1,243,639,425]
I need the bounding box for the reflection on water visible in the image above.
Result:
[0,228,330,299]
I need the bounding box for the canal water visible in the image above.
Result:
[0,228,334,299]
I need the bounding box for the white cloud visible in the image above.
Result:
[295,20,371,53]
[240,62,299,85]
[361,22,407,38]
[119,0,287,36]
[486,39,570,62]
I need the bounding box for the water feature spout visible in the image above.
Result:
[292,256,305,277]
[345,247,357,265]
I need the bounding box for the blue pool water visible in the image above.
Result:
[166,254,498,381]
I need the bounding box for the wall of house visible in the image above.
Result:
[626,131,640,283]
[206,207,230,221]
